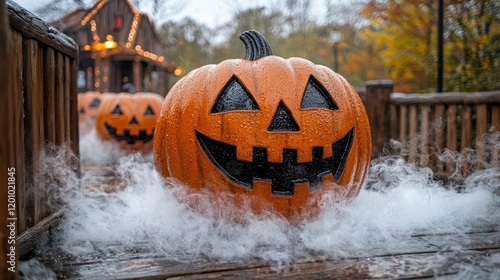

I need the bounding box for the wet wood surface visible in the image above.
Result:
[28,163,500,279]
[35,230,500,279]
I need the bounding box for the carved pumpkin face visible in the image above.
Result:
[154,30,371,219]
[78,91,104,134]
[96,92,164,153]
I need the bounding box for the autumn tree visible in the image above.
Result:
[360,0,437,92]
[158,19,215,85]
[211,6,288,63]
[445,0,500,91]
[360,0,499,92]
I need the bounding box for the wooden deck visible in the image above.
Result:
[27,163,500,279]
[34,230,500,279]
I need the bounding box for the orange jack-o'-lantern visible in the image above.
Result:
[154,30,372,219]
[78,91,105,134]
[96,92,164,153]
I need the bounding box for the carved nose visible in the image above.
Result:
[267,101,300,132]
[129,116,139,125]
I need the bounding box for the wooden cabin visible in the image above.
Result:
[51,0,178,96]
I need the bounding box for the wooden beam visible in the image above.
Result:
[391,91,500,105]
[6,1,77,57]
[0,0,18,277]
[17,209,65,259]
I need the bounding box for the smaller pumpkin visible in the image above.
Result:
[95,92,164,153]
[78,91,105,134]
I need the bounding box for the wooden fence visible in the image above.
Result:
[363,80,500,178]
[1,1,79,278]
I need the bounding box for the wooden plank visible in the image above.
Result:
[64,55,71,144]
[391,91,500,105]
[492,105,500,132]
[460,105,473,178]
[460,105,473,149]
[6,0,77,57]
[164,249,500,280]
[475,104,488,169]
[408,105,417,163]
[420,105,430,167]
[10,30,27,235]
[398,105,407,158]
[389,104,399,142]
[23,39,48,224]
[17,209,65,259]
[434,105,445,173]
[0,0,18,277]
[43,48,58,218]
[54,52,65,145]
[43,47,56,145]
[492,105,500,166]
[35,44,47,222]
[30,163,500,279]
[446,105,457,174]
[23,39,40,228]
[33,230,500,280]
[70,57,80,161]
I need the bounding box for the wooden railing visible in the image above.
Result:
[391,91,499,177]
[1,1,79,277]
[363,80,500,178]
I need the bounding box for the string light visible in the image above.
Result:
[126,11,140,48]
[90,20,100,42]
[81,0,108,26]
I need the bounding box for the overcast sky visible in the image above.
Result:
[13,0,328,28]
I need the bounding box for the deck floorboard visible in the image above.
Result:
[30,162,500,279]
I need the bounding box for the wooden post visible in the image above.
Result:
[475,104,488,170]
[446,105,457,174]
[433,105,445,174]
[408,105,418,163]
[460,105,473,177]
[133,58,142,91]
[364,80,394,157]
[0,0,18,277]
[420,105,430,167]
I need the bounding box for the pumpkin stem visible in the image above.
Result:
[239,30,273,61]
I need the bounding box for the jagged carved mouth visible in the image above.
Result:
[105,122,154,145]
[196,128,354,196]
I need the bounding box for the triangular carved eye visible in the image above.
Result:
[144,105,155,116]
[111,105,123,115]
[89,98,101,108]
[211,76,259,113]
[300,76,338,110]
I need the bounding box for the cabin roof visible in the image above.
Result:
[51,0,175,71]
